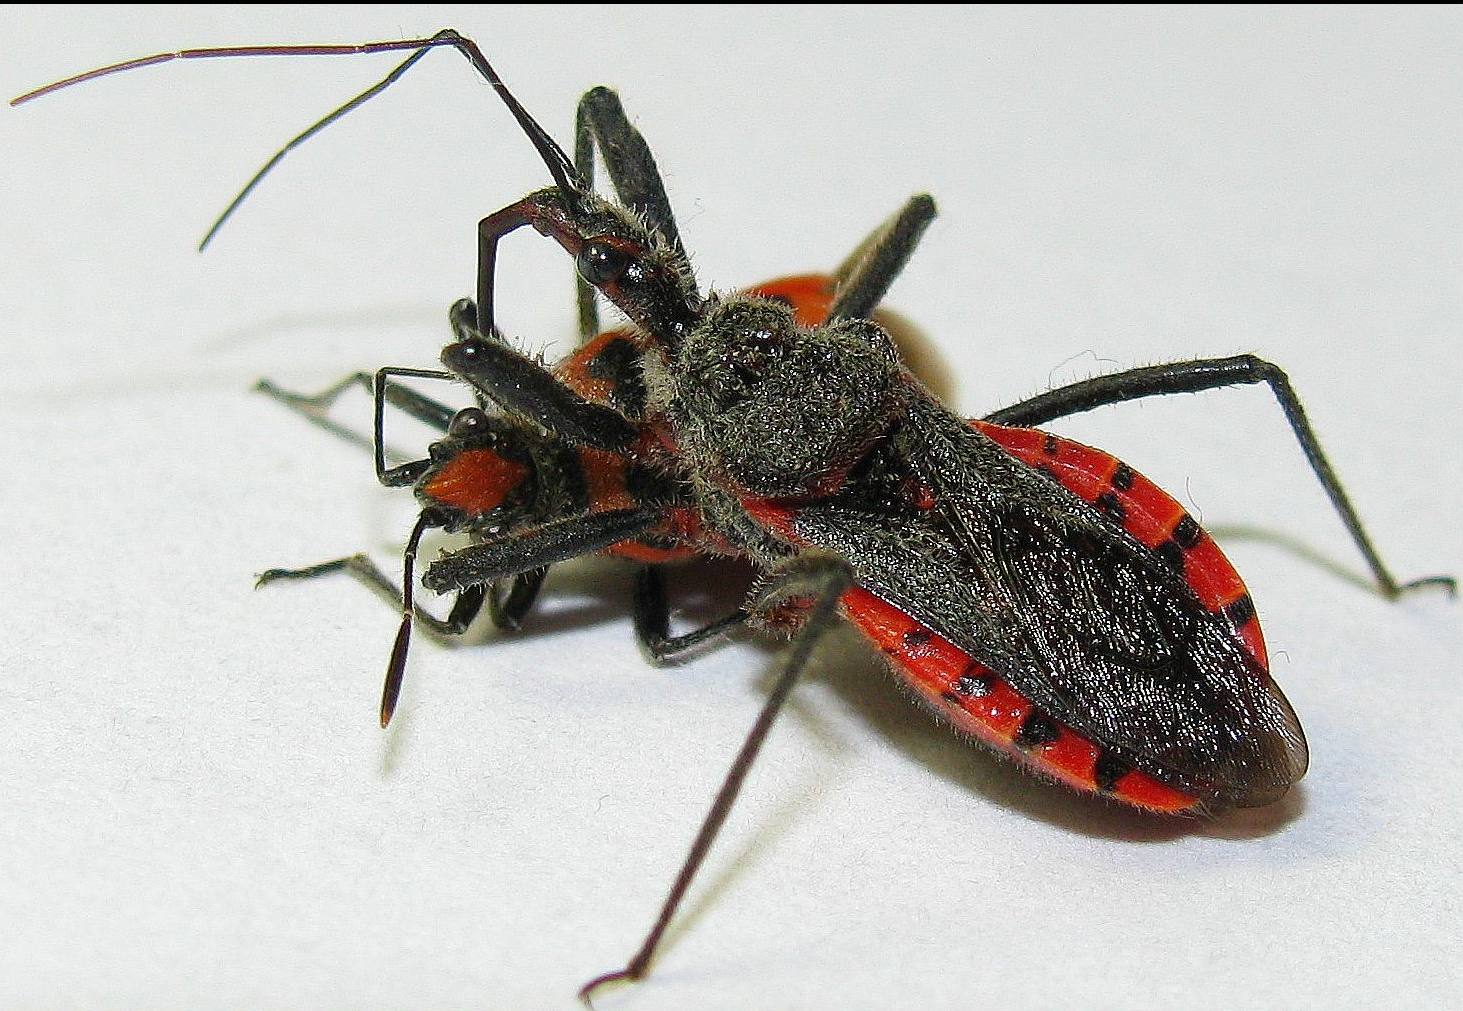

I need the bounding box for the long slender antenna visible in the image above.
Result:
[13,29,587,246]
[197,44,435,250]
[381,510,439,728]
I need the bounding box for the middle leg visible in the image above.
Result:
[580,553,856,1002]
[632,566,748,662]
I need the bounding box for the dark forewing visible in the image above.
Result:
[790,390,1307,806]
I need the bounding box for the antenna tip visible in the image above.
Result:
[380,613,413,728]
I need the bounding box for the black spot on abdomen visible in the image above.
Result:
[1015,710,1060,749]
[1094,751,1130,792]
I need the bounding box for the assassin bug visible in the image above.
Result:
[253,272,850,727]
[16,29,1456,1004]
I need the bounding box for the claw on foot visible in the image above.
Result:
[578,966,638,1008]
[1395,574,1457,599]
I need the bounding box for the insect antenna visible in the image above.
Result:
[380,508,443,729]
[11,29,587,248]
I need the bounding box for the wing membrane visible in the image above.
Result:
[791,391,1307,805]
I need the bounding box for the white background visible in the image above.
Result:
[3,6,1461,1010]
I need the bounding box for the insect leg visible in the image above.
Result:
[261,360,557,630]
[827,194,938,322]
[257,366,458,486]
[488,567,548,632]
[260,370,457,432]
[568,87,700,638]
[572,86,685,340]
[985,354,1456,598]
[580,555,853,1003]
[438,300,563,626]
[632,567,748,662]
[376,367,457,486]
[441,328,638,451]
[257,366,457,459]
[264,507,599,727]
[256,555,486,640]
[414,509,658,700]
[422,509,661,593]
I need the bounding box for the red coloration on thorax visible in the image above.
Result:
[743,274,837,327]
[551,274,842,564]
[577,446,638,513]
[423,449,529,516]
[556,327,644,403]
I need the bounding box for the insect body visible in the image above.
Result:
[270,264,1280,813]
[18,29,1455,1002]
[824,416,1281,813]
[256,273,845,725]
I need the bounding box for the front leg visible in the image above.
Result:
[256,554,485,640]
[828,194,937,323]
[440,328,638,452]
[986,354,1455,599]
[572,86,686,341]
[488,567,547,632]
[258,366,459,487]
[423,508,660,594]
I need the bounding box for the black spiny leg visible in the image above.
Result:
[573,86,686,341]
[257,371,482,718]
[488,566,547,632]
[449,296,515,346]
[422,509,661,595]
[579,555,855,1004]
[256,555,485,641]
[267,507,642,727]
[258,370,451,434]
[441,298,561,630]
[569,86,695,641]
[570,85,690,646]
[632,567,748,662]
[984,354,1456,599]
[828,194,938,323]
[442,321,637,452]
[258,366,458,487]
[257,367,454,443]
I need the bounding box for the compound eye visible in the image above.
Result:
[576,239,632,286]
[448,407,490,438]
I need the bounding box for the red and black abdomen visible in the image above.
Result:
[747,395,1309,813]
[846,585,1201,811]
[974,421,1268,673]
[846,424,1289,813]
